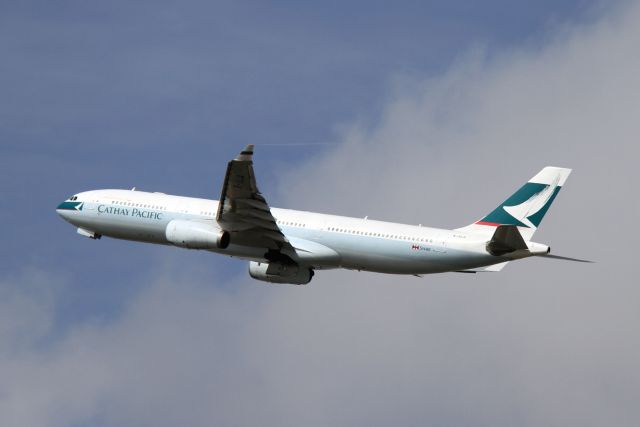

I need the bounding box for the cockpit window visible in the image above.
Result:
[69,195,78,201]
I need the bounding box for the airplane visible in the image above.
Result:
[56,145,589,284]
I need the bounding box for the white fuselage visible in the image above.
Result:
[57,189,538,275]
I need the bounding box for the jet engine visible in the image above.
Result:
[248,261,313,285]
[165,220,230,249]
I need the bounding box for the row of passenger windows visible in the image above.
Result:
[111,200,167,210]
[327,227,434,243]
[276,220,306,227]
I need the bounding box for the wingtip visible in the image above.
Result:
[236,144,255,161]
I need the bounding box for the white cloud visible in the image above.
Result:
[2,2,640,426]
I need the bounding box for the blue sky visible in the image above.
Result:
[2,1,639,426]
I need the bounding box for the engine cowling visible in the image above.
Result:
[165,220,230,249]
[248,261,313,285]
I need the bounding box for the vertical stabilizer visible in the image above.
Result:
[455,167,571,240]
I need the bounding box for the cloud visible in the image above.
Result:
[2,1,640,426]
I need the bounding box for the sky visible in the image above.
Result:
[1,0,639,426]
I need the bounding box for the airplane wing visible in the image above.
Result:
[216,145,297,262]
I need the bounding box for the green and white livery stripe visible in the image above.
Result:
[479,182,562,228]
[56,201,84,211]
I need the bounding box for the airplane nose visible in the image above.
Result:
[56,202,70,220]
[56,200,83,222]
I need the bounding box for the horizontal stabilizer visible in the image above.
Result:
[486,225,527,256]
[459,261,510,273]
[539,254,593,263]
[481,261,510,271]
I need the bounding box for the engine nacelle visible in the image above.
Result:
[248,261,313,285]
[165,220,230,249]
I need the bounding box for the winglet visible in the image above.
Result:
[236,144,254,161]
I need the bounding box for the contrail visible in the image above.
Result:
[259,143,338,147]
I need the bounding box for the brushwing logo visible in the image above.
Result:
[74,202,84,211]
[503,177,559,228]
